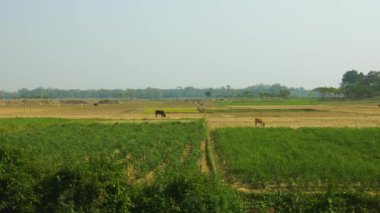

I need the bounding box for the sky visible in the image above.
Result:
[1,0,380,91]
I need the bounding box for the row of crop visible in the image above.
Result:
[242,192,380,212]
[0,119,206,179]
[0,118,245,212]
[0,143,243,212]
[212,127,380,192]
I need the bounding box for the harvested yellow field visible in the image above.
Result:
[1,99,380,128]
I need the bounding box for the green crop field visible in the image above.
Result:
[1,116,380,212]
[0,118,241,212]
[218,98,321,106]
[212,127,380,192]
[205,108,322,113]
[0,118,205,178]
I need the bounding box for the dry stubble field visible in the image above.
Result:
[1,99,380,128]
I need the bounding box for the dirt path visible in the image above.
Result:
[199,140,210,174]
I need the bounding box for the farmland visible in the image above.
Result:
[0,118,241,212]
[212,127,380,191]
[0,118,206,180]
[1,98,380,212]
[1,98,380,129]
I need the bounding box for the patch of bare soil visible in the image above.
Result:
[231,182,289,194]
[136,170,155,184]
[248,207,276,213]
[181,145,191,163]
[199,140,209,174]
[125,164,137,183]
[135,163,166,185]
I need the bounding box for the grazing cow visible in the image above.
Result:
[93,103,98,106]
[155,110,166,118]
[255,118,265,127]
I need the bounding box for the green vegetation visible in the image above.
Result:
[218,98,320,106]
[143,107,198,114]
[316,70,380,99]
[204,108,321,113]
[313,87,343,98]
[144,107,322,114]
[242,192,380,212]
[212,127,380,191]
[341,70,380,98]
[0,84,312,99]
[0,118,242,212]
[2,118,379,211]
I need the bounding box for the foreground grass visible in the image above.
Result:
[1,118,379,212]
[0,118,243,212]
[213,127,380,191]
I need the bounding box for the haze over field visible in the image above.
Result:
[1,0,380,91]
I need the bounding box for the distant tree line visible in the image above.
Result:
[312,87,342,99]
[312,70,380,99]
[341,70,380,98]
[0,84,312,99]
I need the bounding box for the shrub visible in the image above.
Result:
[0,145,38,212]
[132,173,244,213]
[36,161,132,213]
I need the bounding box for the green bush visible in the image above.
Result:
[37,161,132,213]
[0,145,38,212]
[132,173,244,213]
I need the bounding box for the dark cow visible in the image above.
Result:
[93,103,98,106]
[155,110,166,118]
[255,118,265,127]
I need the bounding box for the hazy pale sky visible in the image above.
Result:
[1,0,379,91]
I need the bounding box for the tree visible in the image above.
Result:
[313,87,342,98]
[341,70,364,88]
[340,70,380,98]
[279,89,290,98]
[205,89,212,98]
[364,71,380,94]
[344,84,373,98]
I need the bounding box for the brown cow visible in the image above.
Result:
[255,118,265,127]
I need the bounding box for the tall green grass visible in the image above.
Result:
[0,118,206,179]
[213,127,380,191]
[0,118,243,212]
